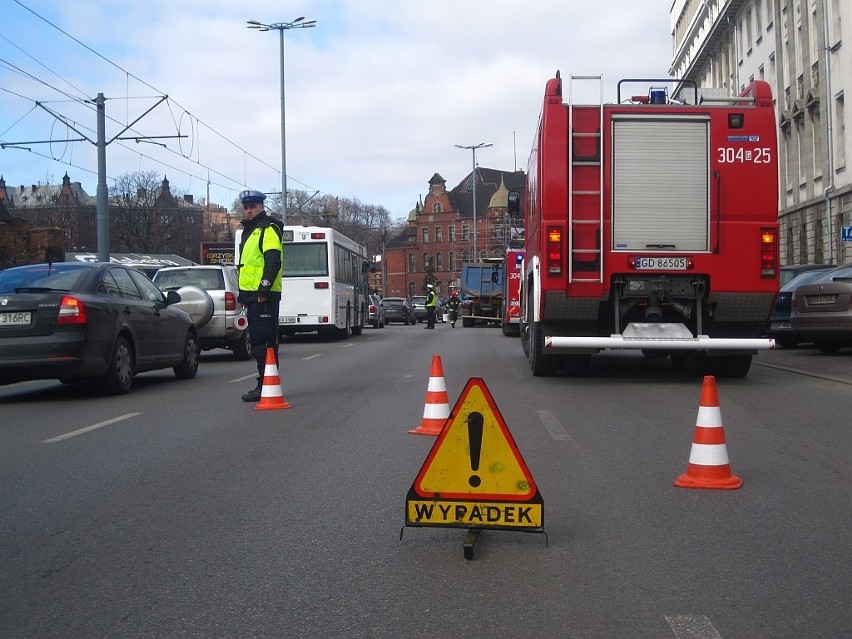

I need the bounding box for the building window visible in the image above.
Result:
[448,224,455,241]
[408,254,415,274]
[461,224,469,241]
[423,253,430,270]
[436,252,443,271]
[435,226,442,243]
[433,203,442,213]
[449,251,455,272]
[422,227,429,243]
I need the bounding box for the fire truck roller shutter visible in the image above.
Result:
[611,116,710,253]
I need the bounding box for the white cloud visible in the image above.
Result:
[1,0,673,218]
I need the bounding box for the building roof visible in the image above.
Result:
[449,167,525,220]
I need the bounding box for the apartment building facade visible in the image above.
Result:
[670,0,851,265]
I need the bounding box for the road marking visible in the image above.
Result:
[537,409,572,441]
[231,374,257,383]
[42,413,142,444]
[341,343,354,348]
[753,361,852,385]
[304,354,322,360]
[664,614,723,639]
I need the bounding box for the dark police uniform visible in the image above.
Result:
[237,189,283,402]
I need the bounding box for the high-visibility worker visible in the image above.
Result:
[236,189,283,402]
[425,283,437,329]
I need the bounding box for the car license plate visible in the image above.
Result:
[279,316,297,323]
[807,294,836,305]
[635,257,688,270]
[0,311,31,326]
[770,321,791,330]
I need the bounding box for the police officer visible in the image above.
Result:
[237,189,283,402]
[424,283,437,329]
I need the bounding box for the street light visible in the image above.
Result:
[247,16,316,224]
[454,143,492,261]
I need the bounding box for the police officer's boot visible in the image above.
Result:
[241,377,262,402]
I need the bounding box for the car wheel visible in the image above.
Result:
[100,336,134,395]
[815,340,843,355]
[231,330,252,361]
[174,332,200,379]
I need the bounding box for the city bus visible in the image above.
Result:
[275,226,370,339]
[234,225,371,339]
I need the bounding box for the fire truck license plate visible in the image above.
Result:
[635,257,688,270]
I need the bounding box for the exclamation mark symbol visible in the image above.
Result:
[468,411,483,488]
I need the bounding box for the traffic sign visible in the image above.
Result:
[842,225,852,242]
[405,377,543,531]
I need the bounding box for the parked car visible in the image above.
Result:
[780,263,833,288]
[0,262,199,394]
[790,263,852,354]
[153,265,250,360]
[766,267,834,347]
[367,294,385,328]
[380,297,415,324]
[410,295,444,322]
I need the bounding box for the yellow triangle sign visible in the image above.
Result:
[412,377,537,501]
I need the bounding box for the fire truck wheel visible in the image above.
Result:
[529,319,559,377]
[720,354,752,378]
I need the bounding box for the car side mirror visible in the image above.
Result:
[165,290,182,305]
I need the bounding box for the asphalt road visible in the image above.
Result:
[0,326,849,638]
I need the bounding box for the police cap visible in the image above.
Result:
[240,189,266,204]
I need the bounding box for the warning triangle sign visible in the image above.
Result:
[412,377,538,501]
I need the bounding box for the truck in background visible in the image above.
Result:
[459,260,504,327]
[514,73,778,377]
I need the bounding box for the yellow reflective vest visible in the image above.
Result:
[238,223,283,293]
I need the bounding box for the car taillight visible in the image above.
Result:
[760,227,777,277]
[315,282,329,289]
[224,291,237,311]
[369,305,377,313]
[57,295,87,325]
[547,226,562,276]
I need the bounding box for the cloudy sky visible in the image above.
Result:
[1,0,674,219]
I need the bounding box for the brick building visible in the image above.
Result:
[0,173,206,263]
[384,168,525,299]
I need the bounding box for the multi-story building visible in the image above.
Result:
[670,0,851,265]
[384,168,525,300]
[0,173,207,262]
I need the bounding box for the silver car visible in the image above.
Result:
[153,265,251,360]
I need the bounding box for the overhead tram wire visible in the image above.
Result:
[10,0,323,197]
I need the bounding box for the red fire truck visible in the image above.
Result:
[501,247,524,336]
[514,73,778,377]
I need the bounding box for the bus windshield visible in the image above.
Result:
[283,243,329,277]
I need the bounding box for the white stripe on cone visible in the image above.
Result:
[687,443,731,466]
[423,403,450,419]
[696,405,723,427]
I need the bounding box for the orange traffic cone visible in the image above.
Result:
[675,375,742,489]
[408,355,450,435]
[255,347,291,411]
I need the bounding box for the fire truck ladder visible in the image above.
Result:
[567,75,604,284]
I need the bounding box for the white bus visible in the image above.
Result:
[277,226,371,339]
[234,225,371,339]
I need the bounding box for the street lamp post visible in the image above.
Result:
[455,143,492,261]
[247,16,316,224]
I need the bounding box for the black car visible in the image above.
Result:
[0,262,199,394]
[766,267,834,347]
[380,297,414,324]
